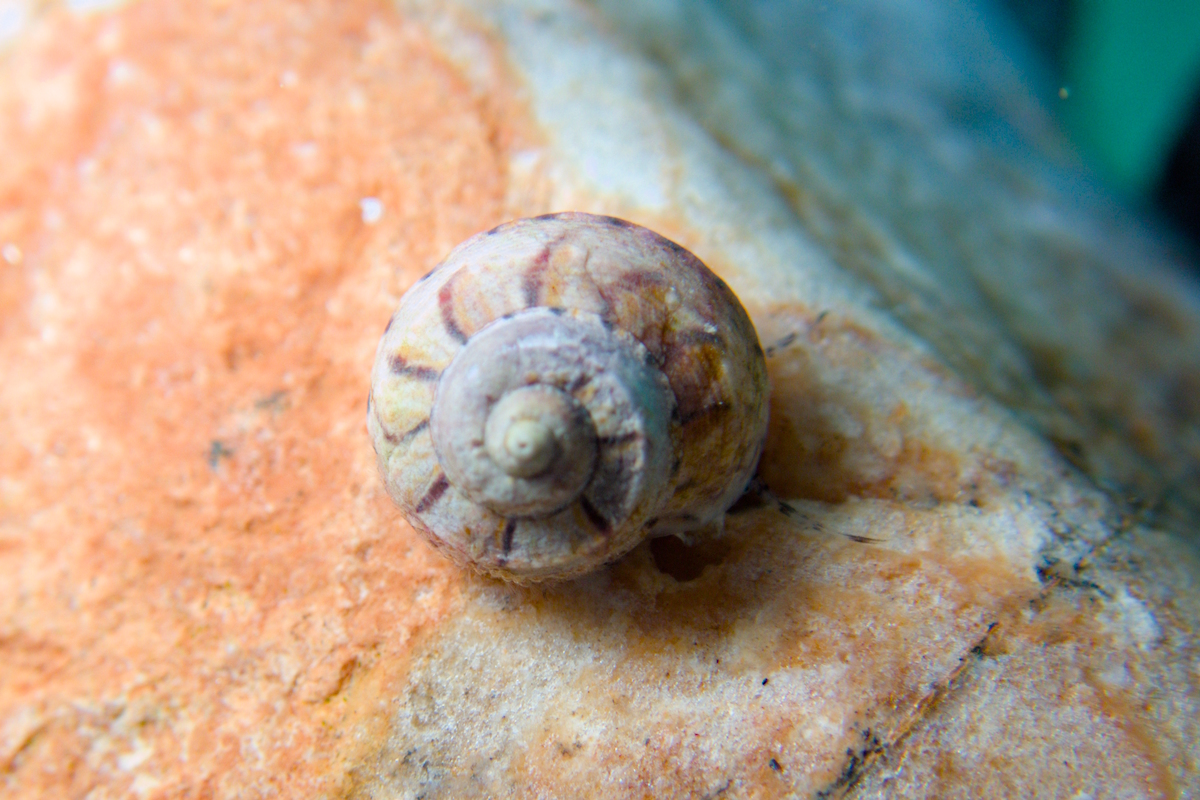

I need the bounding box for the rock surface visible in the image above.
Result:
[0,0,1196,798]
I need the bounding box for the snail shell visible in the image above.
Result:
[367,212,768,582]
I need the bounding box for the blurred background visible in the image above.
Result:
[1001,0,1200,257]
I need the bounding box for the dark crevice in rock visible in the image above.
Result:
[825,621,1004,799]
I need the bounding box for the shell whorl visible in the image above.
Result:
[368,212,769,582]
[430,307,674,523]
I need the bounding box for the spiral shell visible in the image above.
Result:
[367,212,768,582]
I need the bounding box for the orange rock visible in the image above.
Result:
[0,1,513,794]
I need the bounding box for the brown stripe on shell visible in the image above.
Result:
[416,264,439,284]
[565,373,591,394]
[398,418,430,442]
[415,472,450,513]
[501,518,517,554]
[374,403,400,444]
[438,278,469,344]
[374,412,430,446]
[678,401,730,428]
[389,353,441,381]
[579,496,611,533]
[522,245,551,307]
[598,431,639,447]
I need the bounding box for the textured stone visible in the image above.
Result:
[0,0,1197,798]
